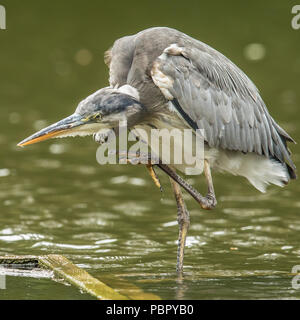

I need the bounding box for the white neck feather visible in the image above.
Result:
[118,85,140,101]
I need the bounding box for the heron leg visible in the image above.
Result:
[169,176,190,273]
[123,151,217,209]
[157,160,217,210]
[114,151,216,272]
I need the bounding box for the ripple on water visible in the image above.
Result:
[281,246,293,251]
[49,143,68,155]
[250,216,281,223]
[189,223,207,232]
[203,218,228,225]
[124,239,162,255]
[185,236,207,248]
[248,253,287,261]
[21,196,35,205]
[112,202,149,216]
[0,168,10,177]
[34,159,61,169]
[245,225,289,234]
[110,175,129,184]
[223,208,272,217]
[291,249,300,257]
[219,193,271,202]
[208,230,237,238]
[288,222,300,231]
[73,217,109,227]
[31,241,100,250]
[95,238,117,245]
[162,221,177,228]
[77,166,97,175]
[110,175,147,186]
[128,178,146,186]
[72,232,111,241]
[72,203,88,209]
[0,228,14,235]
[230,234,282,248]
[0,233,46,242]
[39,220,64,229]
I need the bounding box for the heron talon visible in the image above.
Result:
[207,193,217,208]
[93,128,117,145]
[146,164,163,192]
[93,132,109,145]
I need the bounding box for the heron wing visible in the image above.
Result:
[151,43,296,174]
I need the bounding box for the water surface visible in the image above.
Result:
[0,0,299,299]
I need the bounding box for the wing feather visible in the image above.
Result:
[151,43,296,174]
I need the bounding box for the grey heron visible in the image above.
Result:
[18,27,296,273]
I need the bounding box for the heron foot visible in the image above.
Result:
[113,151,217,210]
[146,164,163,192]
[157,162,217,210]
[93,128,119,145]
[113,151,163,190]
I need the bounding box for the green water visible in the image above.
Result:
[0,0,300,299]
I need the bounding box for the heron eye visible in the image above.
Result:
[94,114,102,121]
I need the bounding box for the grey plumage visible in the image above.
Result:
[106,27,296,180]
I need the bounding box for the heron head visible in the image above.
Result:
[17,86,144,147]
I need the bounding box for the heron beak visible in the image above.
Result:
[17,113,87,147]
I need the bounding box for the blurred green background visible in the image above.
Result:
[0,0,299,299]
